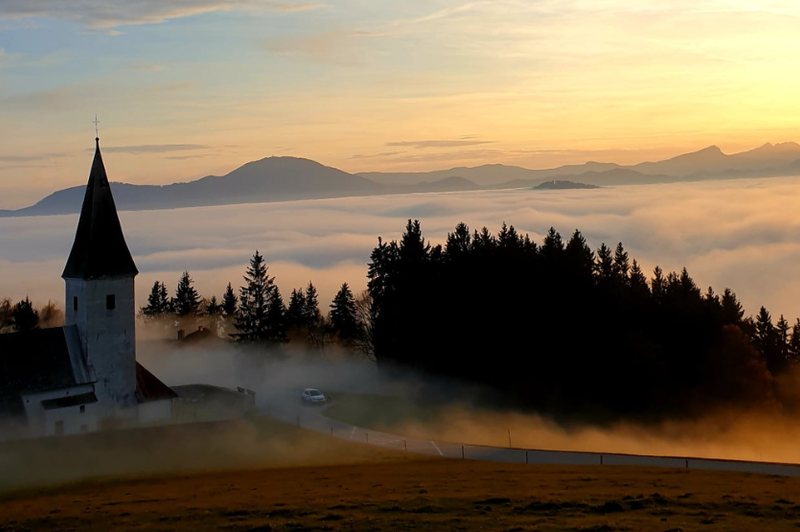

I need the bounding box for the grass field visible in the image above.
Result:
[6,402,800,531]
[4,457,800,531]
[0,415,410,493]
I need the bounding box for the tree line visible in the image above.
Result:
[139,251,367,353]
[0,298,63,333]
[366,220,800,420]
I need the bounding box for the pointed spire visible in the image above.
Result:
[62,138,138,280]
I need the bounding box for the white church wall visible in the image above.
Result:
[22,384,97,438]
[65,277,138,415]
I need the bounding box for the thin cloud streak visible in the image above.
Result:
[386,140,495,149]
[0,0,325,29]
[102,144,208,154]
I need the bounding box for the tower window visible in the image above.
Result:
[73,296,78,311]
[80,405,86,414]
[106,294,116,310]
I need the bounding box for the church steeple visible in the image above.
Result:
[62,138,138,280]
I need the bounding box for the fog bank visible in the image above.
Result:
[2,176,800,320]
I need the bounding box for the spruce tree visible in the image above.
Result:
[445,222,471,261]
[565,230,595,275]
[234,251,274,342]
[266,286,288,342]
[613,242,630,280]
[629,260,650,295]
[720,288,744,324]
[595,243,614,280]
[173,271,200,316]
[287,288,307,329]
[222,282,238,317]
[541,227,564,260]
[330,282,359,341]
[399,219,430,263]
[304,282,321,324]
[651,266,666,299]
[142,281,170,316]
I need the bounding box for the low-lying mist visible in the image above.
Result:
[141,330,800,466]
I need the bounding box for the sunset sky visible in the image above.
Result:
[1,0,800,208]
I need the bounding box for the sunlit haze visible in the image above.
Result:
[2,1,800,207]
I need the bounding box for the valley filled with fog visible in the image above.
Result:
[2,175,800,325]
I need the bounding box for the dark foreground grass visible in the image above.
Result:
[3,458,800,531]
[0,415,410,493]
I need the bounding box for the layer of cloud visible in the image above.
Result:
[0,0,324,29]
[3,176,800,326]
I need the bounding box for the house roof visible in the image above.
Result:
[0,327,87,418]
[135,362,178,403]
[62,138,138,280]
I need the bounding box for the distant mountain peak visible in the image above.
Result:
[699,145,723,154]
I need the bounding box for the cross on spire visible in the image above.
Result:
[93,115,100,140]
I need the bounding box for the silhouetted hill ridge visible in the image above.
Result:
[4,145,800,217]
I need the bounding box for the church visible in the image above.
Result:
[0,137,177,439]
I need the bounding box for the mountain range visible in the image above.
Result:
[2,142,800,217]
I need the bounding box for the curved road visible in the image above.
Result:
[259,400,800,478]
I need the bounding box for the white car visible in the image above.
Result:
[301,388,328,404]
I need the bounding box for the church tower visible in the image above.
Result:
[62,137,139,416]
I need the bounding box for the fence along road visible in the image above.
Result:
[262,403,800,478]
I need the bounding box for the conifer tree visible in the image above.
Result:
[651,266,666,299]
[595,243,614,280]
[445,222,471,261]
[629,260,650,295]
[541,227,564,260]
[221,282,238,317]
[234,251,275,342]
[266,286,288,342]
[720,288,745,325]
[565,230,594,275]
[11,296,39,332]
[173,271,200,316]
[142,281,171,316]
[287,288,307,329]
[399,219,430,263]
[497,222,521,256]
[613,242,630,280]
[304,281,321,324]
[330,282,359,341]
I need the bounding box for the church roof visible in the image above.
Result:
[135,362,178,403]
[62,138,138,280]
[0,327,87,418]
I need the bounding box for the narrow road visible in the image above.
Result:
[260,400,800,478]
